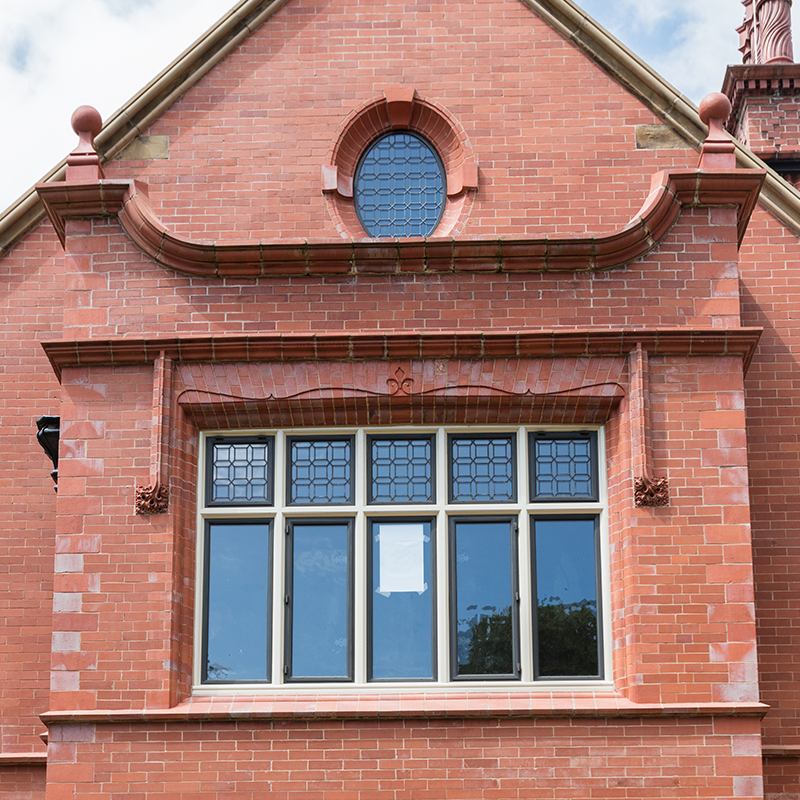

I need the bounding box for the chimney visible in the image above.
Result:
[724,0,800,185]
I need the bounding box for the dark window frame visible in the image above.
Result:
[366,434,436,505]
[448,515,521,681]
[447,433,518,504]
[283,517,355,683]
[530,514,603,681]
[205,435,275,507]
[285,435,356,507]
[201,518,273,684]
[366,516,438,682]
[529,431,599,503]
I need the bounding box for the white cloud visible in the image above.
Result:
[0,0,233,214]
[581,0,799,100]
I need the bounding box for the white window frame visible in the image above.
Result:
[193,425,612,692]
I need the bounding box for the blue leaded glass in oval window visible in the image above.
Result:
[354,131,446,238]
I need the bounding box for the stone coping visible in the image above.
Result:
[40,694,769,725]
[0,753,47,766]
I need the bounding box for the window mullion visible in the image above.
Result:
[435,429,449,682]
[273,432,286,685]
[517,427,533,682]
[354,432,367,683]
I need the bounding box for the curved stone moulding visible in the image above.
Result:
[36,168,765,279]
[174,381,627,429]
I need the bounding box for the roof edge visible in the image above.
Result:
[2,0,800,256]
[0,0,290,257]
[526,0,800,234]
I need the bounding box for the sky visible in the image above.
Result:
[0,0,791,215]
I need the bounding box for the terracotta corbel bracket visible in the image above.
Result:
[35,167,765,277]
[134,352,172,515]
[629,344,668,508]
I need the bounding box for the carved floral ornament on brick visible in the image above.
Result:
[37,97,764,279]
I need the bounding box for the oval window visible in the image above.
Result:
[354,131,446,238]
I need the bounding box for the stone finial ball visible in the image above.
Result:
[71,105,103,136]
[698,92,732,125]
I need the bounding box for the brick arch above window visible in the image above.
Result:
[322,89,478,238]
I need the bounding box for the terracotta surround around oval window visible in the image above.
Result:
[323,88,478,239]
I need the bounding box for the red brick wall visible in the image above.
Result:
[0,765,46,800]
[58,205,740,341]
[43,716,763,800]
[0,228,63,758]
[0,0,788,797]
[735,99,800,159]
[740,207,800,795]
[101,0,697,241]
[608,355,757,706]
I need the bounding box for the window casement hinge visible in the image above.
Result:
[285,523,290,535]
[285,594,290,604]
[517,662,521,673]
[512,520,518,534]
[284,665,289,675]
[515,591,520,602]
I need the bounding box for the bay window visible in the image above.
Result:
[196,426,606,687]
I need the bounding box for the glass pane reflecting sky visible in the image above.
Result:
[205,522,270,681]
[291,522,350,678]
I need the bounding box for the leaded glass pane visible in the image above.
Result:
[369,436,434,504]
[354,132,445,238]
[533,517,601,678]
[210,439,272,504]
[288,438,353,505]
[449,436,515,503]
[532,435,596,500]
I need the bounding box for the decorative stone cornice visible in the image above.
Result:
[40,328,763,383]
[722,62,800,134]
[35,167,765,279]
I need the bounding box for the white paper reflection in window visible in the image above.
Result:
[376,523,428,595]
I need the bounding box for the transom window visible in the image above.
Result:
[197,427,606,687]
[353,132,446,238]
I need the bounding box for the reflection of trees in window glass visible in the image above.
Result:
[458,606,513,675]
[536,597,598,677]
[533,517,600,678]
[452,519,517,677]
